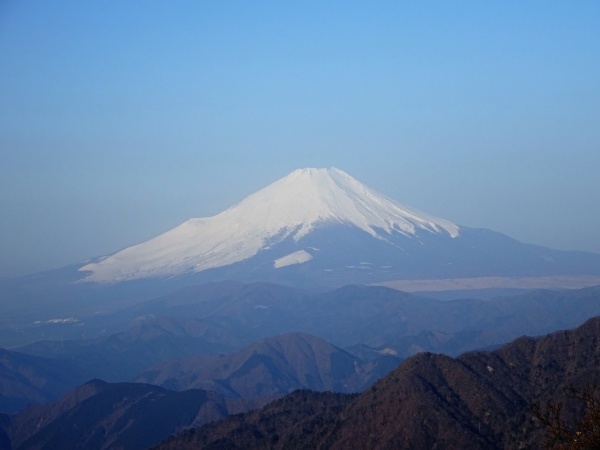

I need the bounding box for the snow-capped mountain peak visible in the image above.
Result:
[214,168,458,240]
[79,168,459,282]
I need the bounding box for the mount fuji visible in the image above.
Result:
[76,168,600,289]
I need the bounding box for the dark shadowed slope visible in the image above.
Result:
[0,414,10,450]
[154,390,358,450]
[7,379,254,450]
[155,316,600,450]
[0,348,86,414]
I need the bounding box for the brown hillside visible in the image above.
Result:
[155,316,600,450]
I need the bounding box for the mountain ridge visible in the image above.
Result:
[154,316,600,450]
[5,283,598,416]
[136,332,400,397]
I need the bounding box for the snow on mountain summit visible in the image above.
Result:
[79,168,459,282]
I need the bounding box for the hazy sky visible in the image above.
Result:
[1,1,599,277]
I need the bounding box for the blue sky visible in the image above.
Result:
[1,1,599,277]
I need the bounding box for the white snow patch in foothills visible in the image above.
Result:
[80,167,460,282]
[46,318,79,324]
[379,347,398,356]
[273,250,314,269]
